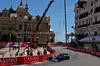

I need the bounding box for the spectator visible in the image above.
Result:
[43,49,47,54]
[37,50,41,55]
[46,46,50,51]
[30,52,33,56]
[50,49,54,53]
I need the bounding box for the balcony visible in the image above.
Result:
[78,24,90,28]
[94,6,100,13]
[93,21,100,25]
[79,12,88,19]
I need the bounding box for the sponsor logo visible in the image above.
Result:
[0,57,17,63]
[24,56,39,61]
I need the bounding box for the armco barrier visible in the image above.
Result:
[0,52,56,66]
[68,47,100,57]
[91,51,96,55]
[95,52,100,57]
[85,50,91,54]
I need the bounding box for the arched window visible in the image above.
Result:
[28,17,31,21]
[91,1,93,6]
[37,18,39,21]
[94,32,97,36]
[4,13,7,17]
[19,14,22,17]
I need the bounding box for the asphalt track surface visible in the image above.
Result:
[13,47,100,66]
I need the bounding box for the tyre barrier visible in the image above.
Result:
[0,52,56,66]
[68,47,100,57]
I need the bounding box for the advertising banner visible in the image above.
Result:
[0,52,56,66]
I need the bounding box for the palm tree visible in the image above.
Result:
[67,34,69,43]
[2,25,19,42]
[70,32,74,40]
[68,32,74,42]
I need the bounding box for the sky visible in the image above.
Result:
[0,0,78,42]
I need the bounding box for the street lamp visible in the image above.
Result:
[46,37,49,45]
[92,37,95,51]
[9,33,11,52]
[18,36,21,52]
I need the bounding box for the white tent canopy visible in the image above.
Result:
[79,36,100,42]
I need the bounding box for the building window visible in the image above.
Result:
[82,21,84,25]
[86,20,88,24]
[28,17,31,21]
[36,36,39,41]
[28,38,30,42]
[19,14,22,17]
[90,9,93,15]
[19,24,22,30]
[28,24,32,31]
[95,17,97,22]
[94,31,97,36]
[95,0,98,2]
[79,22,81,26]
[50,39,53,42]
[4,13,7,17]
[95,7,100,13]
[89,18,91,23]
[91,1,93,6]
[91,18,92,23]
[37,18,39,21]
[77,10,78,13]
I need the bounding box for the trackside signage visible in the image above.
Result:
[24,56,39,61]
[0,52,56,66]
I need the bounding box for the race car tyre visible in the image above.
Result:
[47,56,53,61]
[65,56,70,60]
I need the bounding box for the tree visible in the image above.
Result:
[68,32,74,40]
[56,41,64,45]
[67,32,75,43]
[1,25,19,42]
[67,34,69,43]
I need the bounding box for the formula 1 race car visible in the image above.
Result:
[48,53,70,62]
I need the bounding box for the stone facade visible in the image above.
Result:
[0,0,55,44]
[74,0,100,38]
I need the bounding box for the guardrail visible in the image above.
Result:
[68,47,100,57]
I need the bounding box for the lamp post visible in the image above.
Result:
[48,36,51,45]
[18,37,21,52]
[9,33,11,52]
[46,37,49,45]
[92,37,95,51]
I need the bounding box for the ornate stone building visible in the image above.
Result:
[74,0,100,39]
[0,0,55,44]
[74,0,100,51]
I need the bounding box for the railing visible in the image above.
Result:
[79,12,88,19]
[93,21,100,25]
[78,24,90,28]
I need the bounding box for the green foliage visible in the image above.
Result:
[56,41,64,45]
[0,13,2,16]
[2,24,19,41]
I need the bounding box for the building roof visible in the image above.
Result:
[79,36,100,42]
